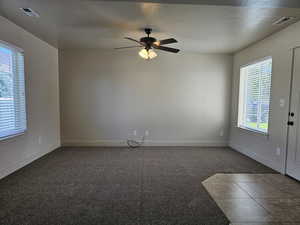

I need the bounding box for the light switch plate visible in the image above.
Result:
[279,98,285,107]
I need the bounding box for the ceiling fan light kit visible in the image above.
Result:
[115,28,180,60]
[139,48,157,60]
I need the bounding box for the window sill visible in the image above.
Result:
[0,131,26,142]
[237,126,269,137]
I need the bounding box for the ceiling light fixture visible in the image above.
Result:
[20,8,40,17]
[139,48,157,60]
[115,28,179,60]
[272,16,295,25]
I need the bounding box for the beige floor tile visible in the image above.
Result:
[277,183,300,198]
[262,175,299,186]
[202,174,231,184]
[204,173,300,224]
[203,182,251,199]
[237,182,294,199]
[202,173,267,185]
[226,174,267,183]
[230,223,282,225]
[254,198,300,222]
[202,175,219,184]
[215,198,274,223]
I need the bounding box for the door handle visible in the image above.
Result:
[288,121,294,126]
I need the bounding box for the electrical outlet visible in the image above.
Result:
[145,130,149,136]
[133,130,137,136]
[276,147,281,156]
[38,136,42,145]
[220,129,224,137]
[279,98,285,108]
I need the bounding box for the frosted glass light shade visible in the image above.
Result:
[139,48,157,60]
[148,49,157,59]
[139,49,149,59]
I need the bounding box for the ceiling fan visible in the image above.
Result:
[115,28,180,60]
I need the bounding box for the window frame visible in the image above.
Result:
[0,40,27,141]
[237,56,273,135]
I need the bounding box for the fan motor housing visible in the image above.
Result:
[140,37,157,46]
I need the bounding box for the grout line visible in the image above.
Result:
[205,174,287,223]
[231,176,298,224]
[233,180,276,216]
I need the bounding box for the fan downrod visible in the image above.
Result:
[145,28,152,37]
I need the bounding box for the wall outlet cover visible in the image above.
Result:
[220,129,224,137]
[276,147,281,156]
[38,136,42,145]
[279,99,285,108]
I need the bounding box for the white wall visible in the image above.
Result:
[229,21,300,173]
[0,16,60,179]
[60,50,232,146]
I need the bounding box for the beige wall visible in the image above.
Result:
[229,20,300,173]
[60,50,232,146]
[0,16,60,179]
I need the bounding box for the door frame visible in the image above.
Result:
[285,46,300,175]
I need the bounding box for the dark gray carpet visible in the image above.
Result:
[0,147,275,225]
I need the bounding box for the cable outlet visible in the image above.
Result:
[276,147,281,156]
[220,129,224,137]
[38,136,42,145]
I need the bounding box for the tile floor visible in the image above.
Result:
[202,174,300,225]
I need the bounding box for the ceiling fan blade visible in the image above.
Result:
[125,37,145,46]
[115,46,142,50]
[157,38,178,45]
[153,45,180,53]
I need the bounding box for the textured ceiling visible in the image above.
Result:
[1,0,300,53]
[86,0,300,8]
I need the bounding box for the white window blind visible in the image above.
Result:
[238,57,272,134]
[0,41,26,139]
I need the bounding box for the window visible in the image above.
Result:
[0,41,26,139]
[238,57,272,134]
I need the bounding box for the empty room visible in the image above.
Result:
[1,0,300,224]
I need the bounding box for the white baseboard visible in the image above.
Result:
[0,144,60,180]
[229,142,284,173]
[62,139,228,147]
